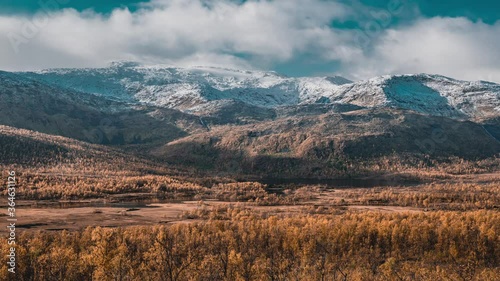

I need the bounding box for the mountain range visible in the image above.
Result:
[20,62,500,120]
[1,62,499,178]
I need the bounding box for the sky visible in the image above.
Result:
[1,0,500,82]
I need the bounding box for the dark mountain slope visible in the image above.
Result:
[158,108,500,178]
[0,71,204,147]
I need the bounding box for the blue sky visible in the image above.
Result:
[0,0,143,14]
[1,0,499,23]
[1,0,500,82]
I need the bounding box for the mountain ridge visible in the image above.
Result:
[16,63,500,120]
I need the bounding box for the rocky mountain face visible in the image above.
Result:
[1,63,499,177]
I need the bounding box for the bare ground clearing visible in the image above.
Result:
[0,199,424,233]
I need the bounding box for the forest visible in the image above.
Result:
[1,210,498,281]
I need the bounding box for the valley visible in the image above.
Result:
[0,63,499,280]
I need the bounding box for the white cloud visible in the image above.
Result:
[1,1,500,84]
[0,0,352,71]
[343,17,500,83]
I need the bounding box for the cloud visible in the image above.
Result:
[344,17,500,82]
[0,0,352,71]
[1,0,500,84]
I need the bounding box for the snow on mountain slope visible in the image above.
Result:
[20,62,351,111]
[321,74,500,119]
[17,62,500,120]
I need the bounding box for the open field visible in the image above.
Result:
[1,201,424,233]
[2,171,498,233]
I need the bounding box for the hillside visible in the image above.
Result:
[0,125,164,174]
[158,108,500,177]
[0,71,204,146]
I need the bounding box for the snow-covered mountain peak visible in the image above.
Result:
[14,65,500,120]
[21,63,351,109]
[326,73,500,119]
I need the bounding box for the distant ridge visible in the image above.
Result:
[17,63,500,120]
